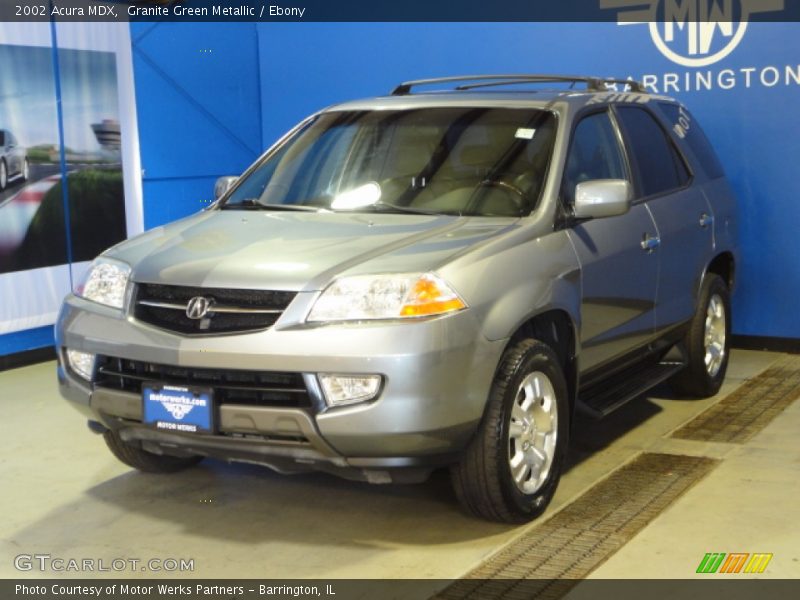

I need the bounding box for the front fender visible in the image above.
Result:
[440,229,582,346]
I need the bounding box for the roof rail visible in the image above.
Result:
[391,75,648,96]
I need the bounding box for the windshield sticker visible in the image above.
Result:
[515,128,536,140]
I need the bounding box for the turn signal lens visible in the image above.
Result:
[399,274,467,317]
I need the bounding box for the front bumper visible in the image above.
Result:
[56,294,505,480]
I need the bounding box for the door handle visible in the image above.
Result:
[699,213,714,228]
[641,233,660,253]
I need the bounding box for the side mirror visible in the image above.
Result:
[214,176,238,200]
[573,180,632,219]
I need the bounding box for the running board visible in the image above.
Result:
[577,361,686,419]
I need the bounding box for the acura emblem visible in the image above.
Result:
[186,296,214,320]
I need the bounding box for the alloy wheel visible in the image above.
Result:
[704,293,727,377]
[508,371,558,494]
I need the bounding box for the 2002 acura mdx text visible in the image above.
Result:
[56,75,738,522]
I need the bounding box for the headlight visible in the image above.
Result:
[307,273,467,322]
[76,258,131,309]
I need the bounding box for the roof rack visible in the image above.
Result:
[390,74,648,96]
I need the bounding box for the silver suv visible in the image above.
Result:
[56,75,737,522]
[0,128,28,191]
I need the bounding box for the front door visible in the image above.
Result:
[563,110,659,373]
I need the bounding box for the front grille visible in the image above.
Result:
[94,356,312,409]
[133,283,296,335]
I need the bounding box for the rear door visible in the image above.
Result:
[563,110,660,373]
[614,106,713,332]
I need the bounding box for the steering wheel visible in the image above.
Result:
[470,179,526,215]
[478,179,525,198]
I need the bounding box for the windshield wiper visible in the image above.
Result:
[222,198,454,216]
[361,201,457,216]
[221,199,321,212]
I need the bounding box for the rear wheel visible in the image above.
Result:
[671,274,731,397]
[104,430,203,473]
[451,339,569,523]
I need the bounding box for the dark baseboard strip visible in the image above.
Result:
[0,346,56,372]
[732,334,800,354]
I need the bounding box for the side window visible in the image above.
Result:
[0,131,5,146]
[563,111,627,204]
[658,103,725,179]
[615,107,690,198]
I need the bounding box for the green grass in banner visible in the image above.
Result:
[14,169,127,270]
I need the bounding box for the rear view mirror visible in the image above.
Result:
[214,176,238,200]
[573,180,632,219]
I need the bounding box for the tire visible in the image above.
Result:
[0,160,7,191]
[671,274,731,398]
[451,339,570,523]
[104,430,203,473]
[21,158,29,182]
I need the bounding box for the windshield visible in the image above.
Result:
[222,107,557,217]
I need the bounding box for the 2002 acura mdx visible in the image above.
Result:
[56,75,738,522]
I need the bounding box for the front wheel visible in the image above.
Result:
[671,274,731,398]
[451,339,569,523]
[0,160,7,191]
[21,158,29,182]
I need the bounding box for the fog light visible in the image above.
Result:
[318,374,382,407]
[66,349,96,381]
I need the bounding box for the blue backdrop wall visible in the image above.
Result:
[130,22,263,229]
[255,22,800,340]
[3,20,798,358]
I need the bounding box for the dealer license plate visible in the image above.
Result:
[142,383,213,434]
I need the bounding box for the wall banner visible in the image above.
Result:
[0,22,142,335]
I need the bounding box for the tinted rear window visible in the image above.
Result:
[659,103,725,180]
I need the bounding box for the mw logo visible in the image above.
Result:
[696,552,773,574]
[601,0,785,67]
[163,402,194,421]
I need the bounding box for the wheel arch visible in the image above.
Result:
[705,251,735,290]
[696,251,736,311]
[505,308,579,418]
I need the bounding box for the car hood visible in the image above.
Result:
[108,210,519,291]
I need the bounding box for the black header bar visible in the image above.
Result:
[2,0,799,23]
